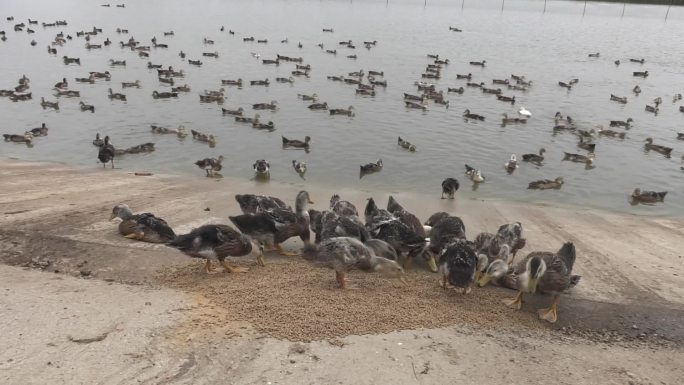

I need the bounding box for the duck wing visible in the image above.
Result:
[229,213,278,241]
[135,213,176,241]
[439,240,478,288]
[321,211,369,242]
[429,216,466,253]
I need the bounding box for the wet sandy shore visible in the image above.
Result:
[1,159,683,384]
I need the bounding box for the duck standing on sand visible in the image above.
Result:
[302,237,405,289]
[438,239,488,294]
[500,242,580,323]
[110,204,175,243]
[230,191,314,256]
[167,224,264,273]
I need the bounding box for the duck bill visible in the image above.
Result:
[477,273,492,287]
[308,199,315,204]
[528,277,539,293]
[426,253,438,273]
[109,213,117,221]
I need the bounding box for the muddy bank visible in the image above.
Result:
[1,159,683,345]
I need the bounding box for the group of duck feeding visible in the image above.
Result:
[110,191,579,324]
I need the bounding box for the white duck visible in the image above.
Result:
[465,164,485,183]
[518,106,532,117]
[250,52,260,59]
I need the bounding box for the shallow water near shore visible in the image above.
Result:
[1,0,684,216]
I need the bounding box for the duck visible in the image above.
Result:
[673,93,682,103]
[308,102,328,110]
[275,77,294,84]
[609,118,633,128]
[463,109,485,121]
[292,160,307,174]
[172,84,191,93]
[75,74,95,83]
[109,59,126,66]
[108,88,126,101]
[330,106,354,116]
[441,178,460,199]
[167,224,264,273]
[235,194,289,214]
[198,94,222,103]
[55,90,80,97]
[122,80,140,88]
[577,137,596,152]
[631,188,667,204]
[282,135,310,149]
[150,124,186,137]
[302,237,404,289]
[469,60,486,67]
[26,123,48,137]
[632,85,641,94]
[222,107,244,116]
[360,159,382,174]
[250,78,269,86]
[93,133,104,147]
[447,87,464,94]
[522,148,546,164]
[188,59,202,66]
[298,93,318,101]
[558,81,572,89]
[386,196,434,271]
[230,191,314,256]
[97,135,115,168]
[500,242,580,323]
[235,114,260,123]
[329,194,358,217]
[40,97,59,110]
[465,164,485,183]
[153,90,179,99]
[3,133,33,144]
[633,70,649,78]
[54,77,68,89]
[678,133,684,140]
[496,94,515,104]
[253,159,270,177]
[528,177,564,190]
[364,198,427,269]
[221,78,242,87]
[252,121,274,130]
[405,101,427,110]
[314,211,369,244]
[195,155,224,177]
[110,204,175,243]
[252,100,277,110]
[629,58,645,64]
[504,154,518,172]
[645,105,659,114]
[501,113,526,125]
[518,106,532,117]
[397,136,416,152]
[563,152,594,164]
[644,138,672,157]
[588,52,600,58]
[438,239,488,294]
[597,128,626,139]
[190,129,216,146]
[456,73,472,79]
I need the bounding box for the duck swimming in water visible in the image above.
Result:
[282,135,310,149]
[504,154,518,173]
[360,159,382,175]
[631,188,667,204]
[441,178,460,199]
[253,159,270,177]
[528,177,564,190]
[522,148,545,164]
[465,164,485,183]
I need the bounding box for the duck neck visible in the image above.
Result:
[117,206,134,220]
[295,197,309,215]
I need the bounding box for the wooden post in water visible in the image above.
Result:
[543,0,547,13]
[583,0,587,17]
[462,0,465,11]
[621,3,626,18]
[424,0,427,7]
[501,0,505,12]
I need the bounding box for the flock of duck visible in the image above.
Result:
[110,191,579,324]
[1,10,680,205]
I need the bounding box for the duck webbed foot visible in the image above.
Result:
[276,243,299,256]
[503,291,524,310]
[123,231,143,240]
[204,259,217,274]
[256,252,266,267]
[537,295,559,323]
[220,259,249,273]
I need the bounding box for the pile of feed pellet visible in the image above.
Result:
[157,256,546,341]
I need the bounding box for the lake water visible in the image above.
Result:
[2,0,684,216]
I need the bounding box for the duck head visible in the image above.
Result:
[110,203,133,220]
[477,258,509,287]
[522,256,547,293]
[295,190,314,212]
